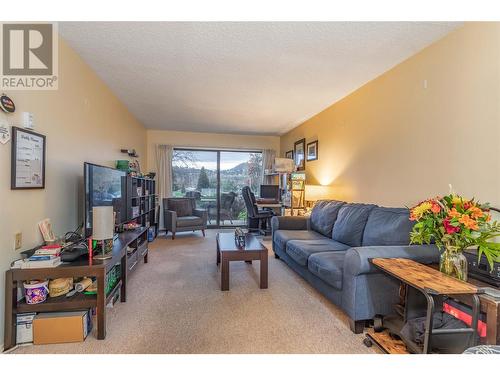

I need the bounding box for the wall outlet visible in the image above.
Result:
[15,232,22,250]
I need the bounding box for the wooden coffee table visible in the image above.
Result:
[216,232,268,291]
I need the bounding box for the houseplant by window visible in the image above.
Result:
[409,192,500,281]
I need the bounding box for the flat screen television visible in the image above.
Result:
[84,162,127,237]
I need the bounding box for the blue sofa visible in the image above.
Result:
[271,200,440,333]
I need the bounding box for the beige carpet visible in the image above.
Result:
[12,230,375,354]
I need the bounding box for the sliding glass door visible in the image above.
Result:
[172,149,218,225]
[172,148,262,228]
[219,151,262,227]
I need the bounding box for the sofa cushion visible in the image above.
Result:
[176,216,203,227]
[332,203,376,247]
[362,207,413,246]
[309,200,345,237]
[286,239,349,266]
[273,230,325,253]
[308,251,347,290]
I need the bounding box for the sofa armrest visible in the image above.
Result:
[164,209,177,231]
[344,244,440,276]
[271,216,310,232]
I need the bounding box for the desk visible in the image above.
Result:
[256,202,283,216]
[256,203,282,209]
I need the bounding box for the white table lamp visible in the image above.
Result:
[92,206,114,260]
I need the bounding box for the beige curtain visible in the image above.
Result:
[262,149,276,184]
[155,144,173,229]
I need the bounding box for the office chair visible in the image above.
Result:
[242,186,273,235]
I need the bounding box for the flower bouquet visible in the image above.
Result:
[409,192,500,281]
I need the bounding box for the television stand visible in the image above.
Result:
[3,227,149,351]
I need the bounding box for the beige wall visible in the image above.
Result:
[146,129,280,173]
[281,23,500,208]
[0,37,146,348]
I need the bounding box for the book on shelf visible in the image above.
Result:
[35,245,62,256]
[20,256,62,269]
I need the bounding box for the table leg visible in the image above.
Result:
[486,303,499,345]
[221,257,230,291]
[260,250,268,289]
[120,254,127,303]
[422,293,435,354]
[216,235,220,265]
[4,271,16,351]
[470,294,480,347]
[96,269,107,339]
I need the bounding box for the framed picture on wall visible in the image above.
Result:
[306,140,318,161]
[285,150,293,159]
[11,126,46,189]
[294,138,305,171]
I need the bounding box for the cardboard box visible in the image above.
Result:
[33,310,92,345]
[16,313,36,344]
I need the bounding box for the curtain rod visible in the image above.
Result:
[158,144,272,153]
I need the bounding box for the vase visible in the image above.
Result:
[439,245,468,281]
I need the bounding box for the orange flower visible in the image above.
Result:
[459,214,479,230]
[448,208,461,218]
[469,206,484,219]
[430,201,441,213]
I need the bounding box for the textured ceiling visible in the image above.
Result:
[59,22,460,135]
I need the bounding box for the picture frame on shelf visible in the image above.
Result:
[285,150,293,159]
[294,138,305,171]
[306,140,318,161]
[11,126,46,189]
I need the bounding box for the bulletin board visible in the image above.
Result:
[11,126,46,189]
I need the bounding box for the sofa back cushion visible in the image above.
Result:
[310,200,345,237]
[331,203,376,247]
[362,207,413,246]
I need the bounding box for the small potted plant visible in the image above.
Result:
[409,191,500,281]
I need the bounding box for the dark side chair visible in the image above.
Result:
[220,192,237,224]
[163,197,208,239]
[207,192,237,224]
[242,186,273,235]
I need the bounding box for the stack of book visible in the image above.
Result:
[21,245,62,269]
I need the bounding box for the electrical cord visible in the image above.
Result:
[64,222,84,243]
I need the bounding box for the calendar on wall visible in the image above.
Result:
[11,126,46,189]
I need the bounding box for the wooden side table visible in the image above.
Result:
[368,258,482,354]
[216,233,268,291]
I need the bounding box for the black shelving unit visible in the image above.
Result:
[124,176,159,237]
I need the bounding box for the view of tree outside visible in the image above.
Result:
[171,149,263,226]
[196,167,210,190]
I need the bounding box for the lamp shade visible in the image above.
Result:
[274,157,295,173]
[305,185,335,201]
[92,206,114,240]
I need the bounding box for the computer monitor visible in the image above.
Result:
[260,185,280,201]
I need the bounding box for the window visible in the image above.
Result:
[172,149,263,227]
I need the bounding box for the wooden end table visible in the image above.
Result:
[368,258,482,354]
[216,233,268,291]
